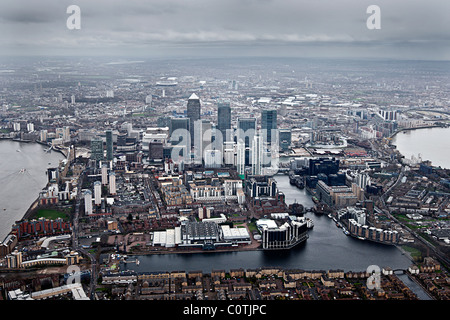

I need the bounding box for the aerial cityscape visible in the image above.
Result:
[0,0,449,311]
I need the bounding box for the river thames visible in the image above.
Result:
[391,126,450,169]
[0,140,64,241]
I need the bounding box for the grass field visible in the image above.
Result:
[34,209,69,220]
[402,245,422,261]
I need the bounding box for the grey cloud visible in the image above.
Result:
[0,0,449,60]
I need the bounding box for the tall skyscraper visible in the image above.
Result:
[187,93,201,147]
[94,181,102,206]
[279,129,292,152]
[217,99,231,142]
[90,137,104,163]
[236,139,245,177]
[109,172,116,195]
[170,117,190,159]
[194,119,212,164]
[261,109,277,145]
[101,164,108,185]
[251,134,263,175]
[84,190,93,215]
[237,118,256,148]
[106,130,113,161]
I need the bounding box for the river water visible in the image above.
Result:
[392,127,450,169]
[124,175,412,274]
[0,140,64,241]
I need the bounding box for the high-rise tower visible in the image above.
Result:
[187,93,201,147]
[106,130,113,161]
[252,133,263,175]
[237,118,256,148]
[217,99,231,142]
[90,137,104,163]
[261,109,277,145]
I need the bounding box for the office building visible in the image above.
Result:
[90,137,104,163]
[237,118,256,148]
[236,139,245,177]
[261,109,277,145]
[187,93,201,147]
[251,134,263,175]
[257,217,308,250]
[204,149,222,168]
[308,158,340,176]
[106,130,113,161]
[170,117,190,159]
[194,119,212,164]
[279,129,291,152]
[245,175,278,198]
[237,117,256,166]
[217,99,231,142]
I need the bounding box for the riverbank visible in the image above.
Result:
[389,123,449,139]
[391,125,450,169]
[0,140,66,241]
[126,243,264,256]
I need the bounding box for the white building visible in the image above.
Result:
[236,139,245,176]
[94,181,102,205]
[109,172,116,195]
[40,129,48,142]
[142,127,168,152]
[101,164,108,185]
[204,149,222,168]
[356,172,371,189]
[223,180,243,201]
[251,134,263,175]
[223,141,235,166]
[220,225,251,243]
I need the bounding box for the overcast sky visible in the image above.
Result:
[1,0,449,60]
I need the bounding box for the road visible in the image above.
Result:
[71,171,98,300]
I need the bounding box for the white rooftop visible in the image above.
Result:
[189,93,199,100]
